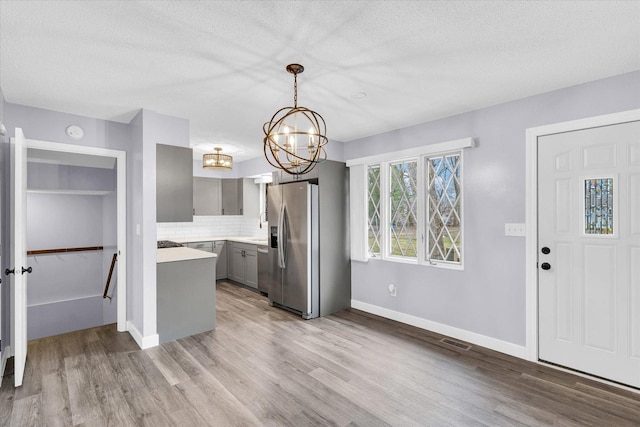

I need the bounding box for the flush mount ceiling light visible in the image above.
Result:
[263,64,328,175]
[203,147,233,171]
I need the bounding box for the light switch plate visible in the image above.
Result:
[505,223,526,237]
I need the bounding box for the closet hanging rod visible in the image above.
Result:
[27,246,104,255]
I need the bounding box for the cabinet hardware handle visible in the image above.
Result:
[5,268,15,275]
[21,266,33,274]
[541,262,551,270]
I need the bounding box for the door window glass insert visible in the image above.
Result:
[584,178,614,235]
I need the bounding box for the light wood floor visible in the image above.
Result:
[1,281,639,426]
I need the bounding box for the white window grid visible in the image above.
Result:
[366,149,464,269]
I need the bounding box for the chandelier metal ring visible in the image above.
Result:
[263,64,328,175]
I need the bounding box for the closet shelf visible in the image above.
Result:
[27,189,112,196]
[27,246,104,255]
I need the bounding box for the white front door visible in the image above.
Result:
[9,128,29,387]
[538,119,640,388]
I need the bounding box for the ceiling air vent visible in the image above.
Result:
[440,338,471,351]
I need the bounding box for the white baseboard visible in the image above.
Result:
[126,321,159,350]
[351,300,527,360]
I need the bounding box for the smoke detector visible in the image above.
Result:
[66,125,84,140]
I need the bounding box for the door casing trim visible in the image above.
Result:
[24,138,128,333]
[524,109,640,362]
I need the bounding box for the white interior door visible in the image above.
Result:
[10,128,29,387]
[538,120,640,388]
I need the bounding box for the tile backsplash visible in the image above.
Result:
[157,215,268,240]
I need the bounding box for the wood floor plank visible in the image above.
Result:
[9,394,42,427]
[65,353,103,425]
[41,370,72,426]
[1,280,639,426]
[146,346,191,386]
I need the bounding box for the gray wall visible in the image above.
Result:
[343,71,640,346]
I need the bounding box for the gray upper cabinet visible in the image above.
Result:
[193,177,222,215]
[221,178,242,215]
[242,178,260,218]
[157,144,193,222]
[192,177,260,217]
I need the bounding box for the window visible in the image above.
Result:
[426,154,462,263]
[389,160,418,258]
[367,165,381,256]
[350,137,473,268]
[358,140,470,268]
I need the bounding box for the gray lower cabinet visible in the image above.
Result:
[157,257,216,344]
[214,240,227,280]
[185,240,227,280]
[227,242,257,288]
[244,249,257,288]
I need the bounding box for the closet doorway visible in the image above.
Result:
[25,139,127,338]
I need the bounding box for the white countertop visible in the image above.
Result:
[172,236,268,246]
[157,247,218,263]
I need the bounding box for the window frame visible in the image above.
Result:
[424,151,464,269]
[383,156,421,263]
[351,138,474,269]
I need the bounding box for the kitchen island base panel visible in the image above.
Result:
[157,257,216,344]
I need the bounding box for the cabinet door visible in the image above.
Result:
[242,179,260,218]
[226,242,235,279]
[221,179,242,215]
[229,247,245,283]
[157,144,193,222]
[193,178,221,215]
[214,241,227,279]
[244,249,258,289]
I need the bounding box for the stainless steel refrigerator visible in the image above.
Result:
[266,181,320,319]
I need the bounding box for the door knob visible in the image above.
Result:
[22,266,33,274]
[541,262,551,270]
[541,247,550,254]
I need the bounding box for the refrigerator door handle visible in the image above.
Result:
[278,202,286,268]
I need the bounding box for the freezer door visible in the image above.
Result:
[266,184,283,303]
[281,182,311,314]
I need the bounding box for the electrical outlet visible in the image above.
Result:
[505,223,526,237]
[388,283,397,297]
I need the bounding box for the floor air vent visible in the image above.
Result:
[440,338,471,351]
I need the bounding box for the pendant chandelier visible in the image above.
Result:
[263,64,328,175]
[202,147,233,171]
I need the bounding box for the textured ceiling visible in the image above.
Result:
[1,1,639,162]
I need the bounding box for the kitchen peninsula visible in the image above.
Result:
[157,245,217,343]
